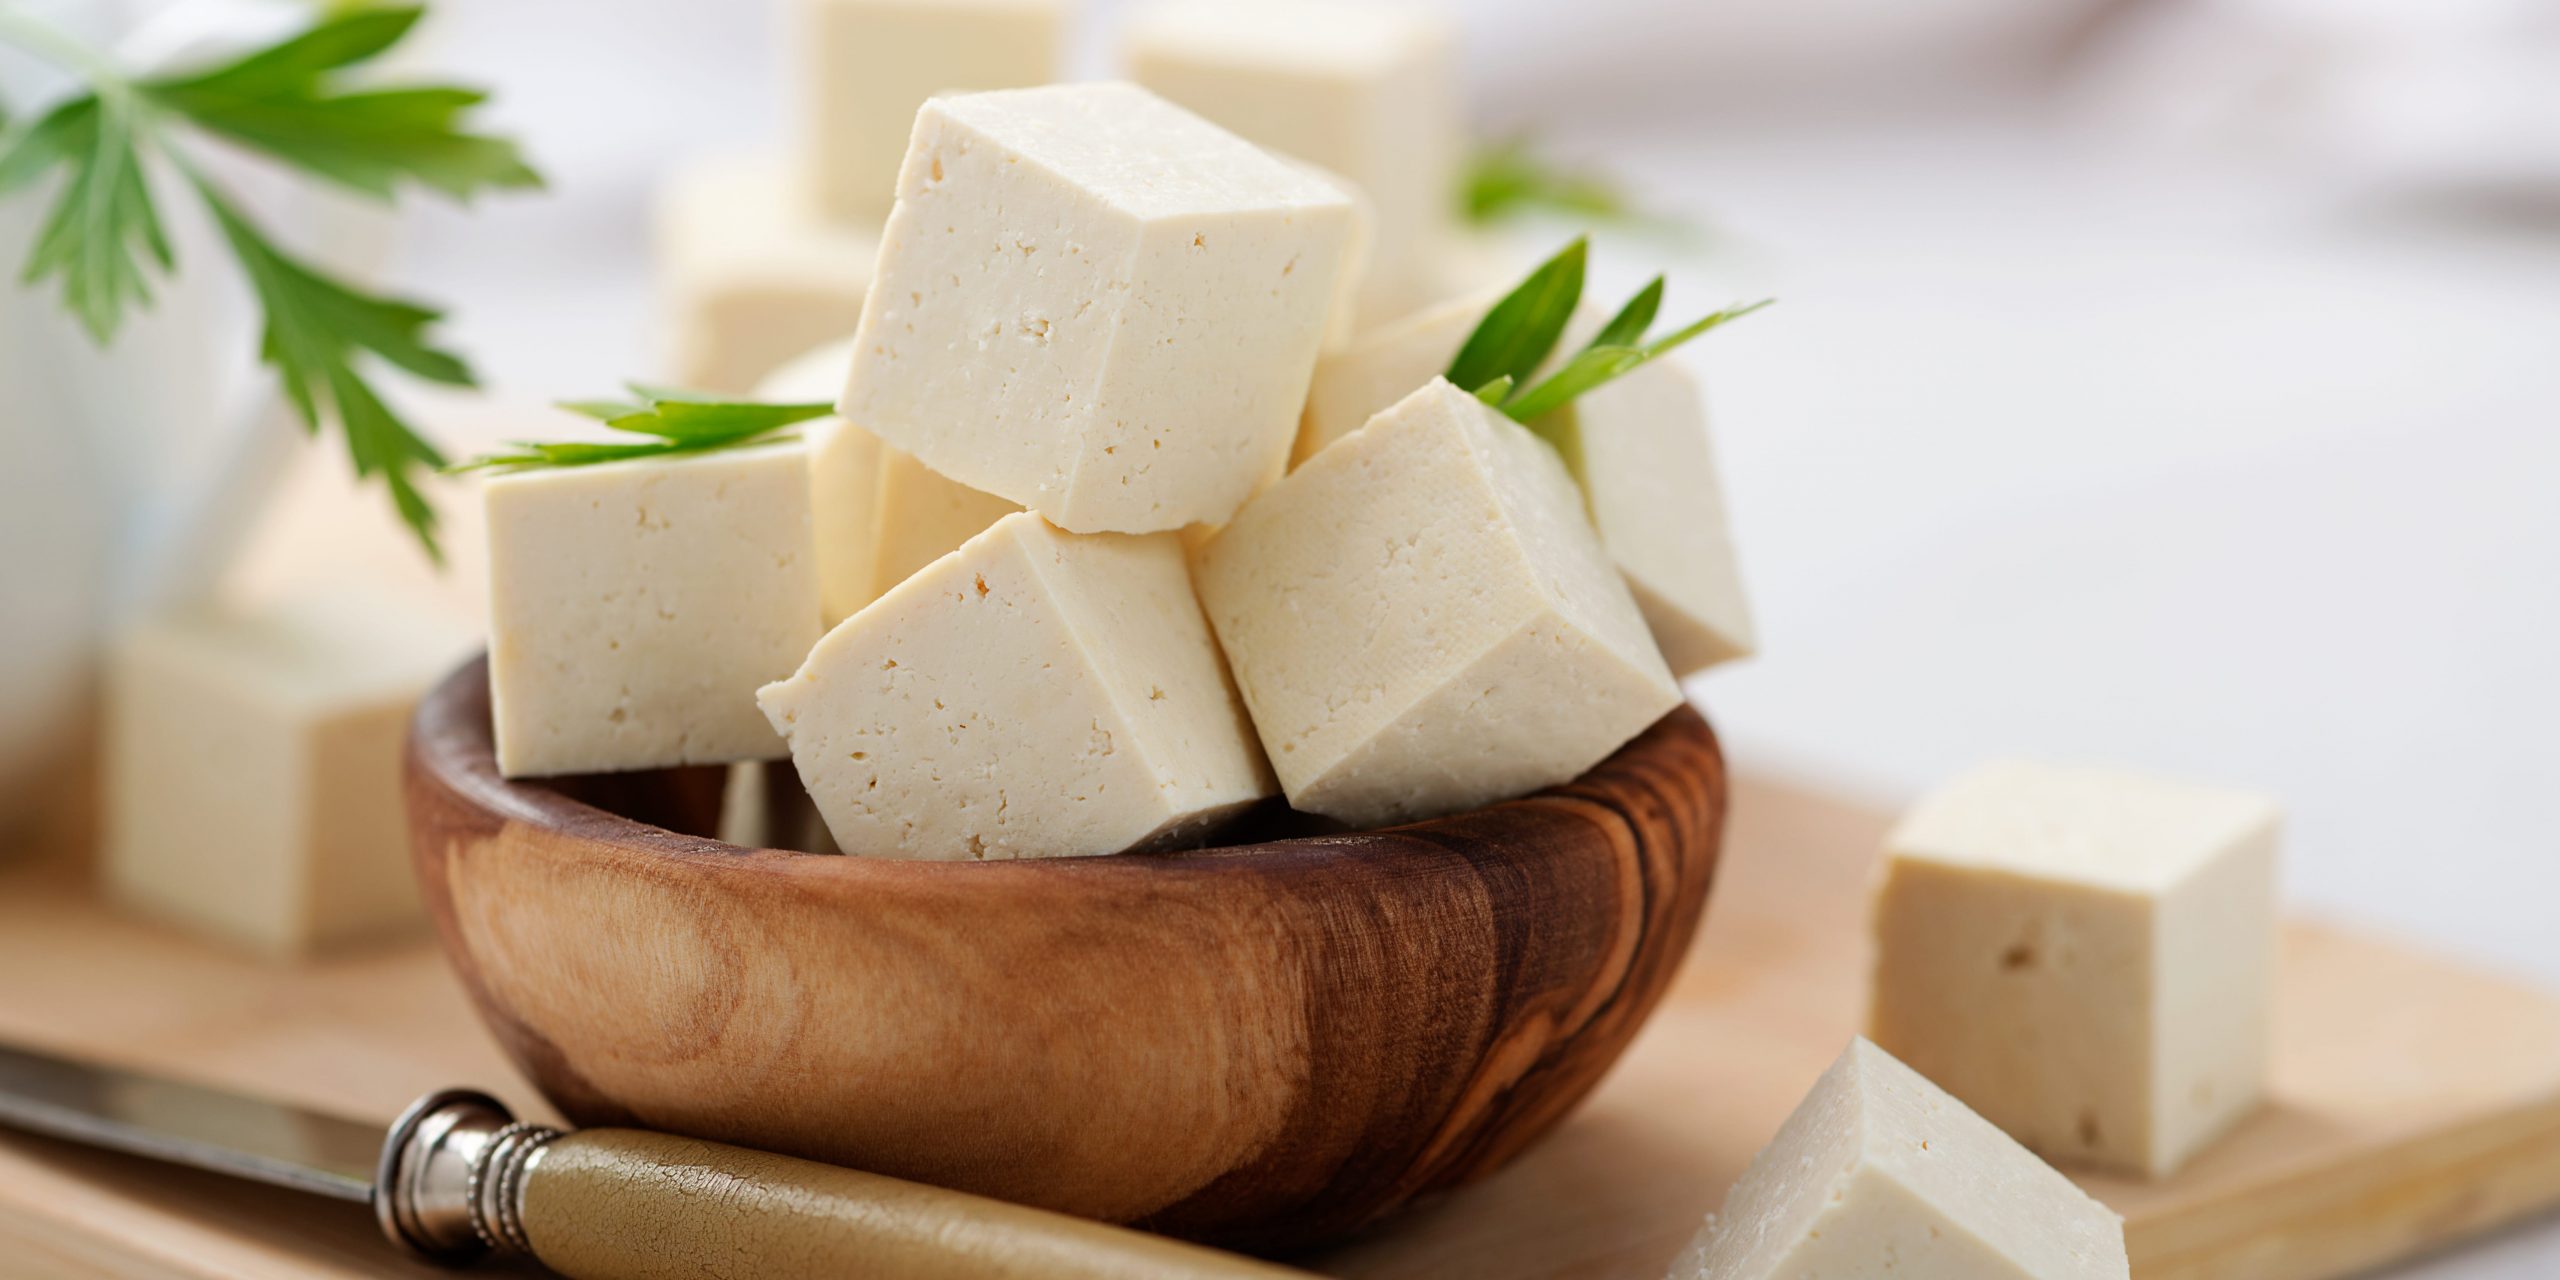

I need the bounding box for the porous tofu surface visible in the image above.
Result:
[1675,1039,2130,1280]
[764,340,1022,624]
[484,443,822,777]
[1125,0,1459,324]
[1298,289,1757,674]
[758,512,1275,860]
[1195,377,1679,827]
[1871,761,2282,1176]
[840,82,1356,534]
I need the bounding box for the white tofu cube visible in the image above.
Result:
[1126,0,1460,326]
[1195,378,1680,828]
[839,82,1358,534]
[485,444,823,777]
[1297,289,1757,675]
[795,0,1064,224]
[656,154,878,394]
[1673,1038,2130,1280]
[103,585,471,955]
[760,341,1021,625]
[1558,361,1755,674]
[757,512,1275,860]
[1870,761,2283,1178]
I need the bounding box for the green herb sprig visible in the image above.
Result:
[1461,135,1687,236]
[0,4,540,561]
[1448,237,1770,444]
[449,385,834,474]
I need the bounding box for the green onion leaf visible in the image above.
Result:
[1445,235,1585,394]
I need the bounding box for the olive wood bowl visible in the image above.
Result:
[405,655,1727,1252]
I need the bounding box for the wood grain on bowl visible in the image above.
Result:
[405,656,1726,1251]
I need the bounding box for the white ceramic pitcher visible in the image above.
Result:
[0,0,396,825]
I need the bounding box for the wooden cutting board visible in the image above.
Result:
[3,774,2558,1279]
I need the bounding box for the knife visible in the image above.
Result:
[0,1040,1310,1279]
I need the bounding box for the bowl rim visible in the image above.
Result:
[409,653,1719,875]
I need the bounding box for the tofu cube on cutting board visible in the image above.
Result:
[485,443,822,777]
[103,585,471,955]
[1870,760,2283,1178]
[759,342,1020,626]
[795,0,1065,224]
[1296,287,1757,676]
[839,82,1359,535]
[1195,377,1680,828]
[757,511,1275,859]
[655,154,878,395]
[1125,0,1460,326]
[1673,1038,2130,1280]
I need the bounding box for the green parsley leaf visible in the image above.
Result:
[0,2,542,561]
[10,92,174,342]
[144,5,539,203]
[1444,235,1585,394]
[191,169,464,559]
[448,387,834,475]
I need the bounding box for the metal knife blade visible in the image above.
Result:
[0,1039,380,1202]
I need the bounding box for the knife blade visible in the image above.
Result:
[0,1039,1311,1280]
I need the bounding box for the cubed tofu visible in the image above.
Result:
[757,512,1275,860]
[1296,288,1757,675]
[1869,761,2283,1178]
[1673,1038,2130,1280]
[485,443,823,777]
[656,154,878,394]
[1195,378,1680,827]
[1273,154,1375,353]
[1126,0,1459,326]
[839,82,1357,534]
[103,585,472,955]
[795,0,1064,224]
[760,341,1021,625]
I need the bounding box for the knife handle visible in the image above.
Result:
[517,1128,1312,1280]
[375,1091,1310,1280]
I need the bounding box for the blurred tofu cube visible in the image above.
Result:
[796,0,1064,224]
[103,585,471,956]
[760,342,1021,625]
[757,512,1274,859]
[485,444,822,777]
[1870,761,2283,1178]
[1196,378,1680,827]
[840,83,1357,534]
[1673,1038,2130,1279]
[1298,289,1756,675]
[656,154,878,394]
[1127,0,1460,327]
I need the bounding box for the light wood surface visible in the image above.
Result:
[4,772,2559,1278]
[406,659,1729,1251]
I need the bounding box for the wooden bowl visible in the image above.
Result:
[405,656,1727,1252]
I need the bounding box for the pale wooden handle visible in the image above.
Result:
[519,1129,1313,1280]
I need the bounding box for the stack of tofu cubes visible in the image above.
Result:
[658,0,1067,391]
[490,72,1758,862]
[660,0,1511,394]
